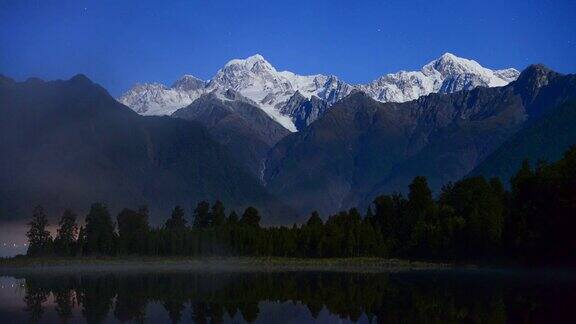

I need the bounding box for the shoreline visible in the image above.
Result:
[0,256,456,274]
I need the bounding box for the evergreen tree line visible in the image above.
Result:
[26,147,576,265]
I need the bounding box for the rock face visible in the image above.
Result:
[171,74,206,92]
[470,69,576,183]
[172,90,290,178]
[0,75,295,224]
[263,65,575,217]
[119,53,519,131]
[279,91,329,131]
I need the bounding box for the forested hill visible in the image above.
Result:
[264,65,576,217]
[470,100,576,183]
[0,75,295,224]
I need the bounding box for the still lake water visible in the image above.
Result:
[0,269,575,323]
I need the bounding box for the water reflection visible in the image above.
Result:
[1,270,576,323]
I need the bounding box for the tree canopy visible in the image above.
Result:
[26,146,576,266]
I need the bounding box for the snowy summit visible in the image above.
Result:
[118,53,520,132]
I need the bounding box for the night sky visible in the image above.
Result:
[1,0,575,96]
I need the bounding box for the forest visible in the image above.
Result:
[25,147,576,266]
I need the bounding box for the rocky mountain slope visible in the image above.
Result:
[469,100,576,184]
[0,63,570,224]
[119,53,519,131]
[263,65,575,217]
[172,90,289,177]
[469,67,576,183]
[0,75,295,224]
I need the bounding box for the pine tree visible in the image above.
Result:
[408,176,434,214]
[26,206,53,256]
[165,206,188,255]
[240,207,261,227]
[373,193,407,255]
[211,201,226,227]
[227,211,239,225]
[439,177,505,257]
[54,209,78,256]
[165,206,187,231]
[304,211,324,257]
[85,203,117,255]
[193,201,211,229]
[359,217,383,256]
[347,208,362,256]
[306,211,323,227]
[117,208,149,255]
[407,176,436,256]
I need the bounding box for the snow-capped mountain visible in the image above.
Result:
[172,74,206,92]
[205,54,353,131]
[118,75,205,115]
[118,53,519,131]
[208,54,354,106]
[359,53,520,103]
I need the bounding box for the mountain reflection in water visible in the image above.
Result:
[0,270,575,323]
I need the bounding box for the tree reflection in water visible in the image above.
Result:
[18,271,576,323]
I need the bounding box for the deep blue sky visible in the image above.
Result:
[1,0,575,96]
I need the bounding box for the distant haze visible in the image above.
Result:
[0,221,30,257]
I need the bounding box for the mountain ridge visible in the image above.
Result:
[0,74,296,224]
[119,53,520,131]
[263,65,575,217]
[2,64,573,224]
[172,90,290,177]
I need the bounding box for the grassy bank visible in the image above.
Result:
[0,256,454,274]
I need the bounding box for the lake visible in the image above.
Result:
[0,268,575,323]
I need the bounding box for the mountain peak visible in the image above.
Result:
[435,52,470,65]
[426,53,485,76]
[23,77,46,86]
[121,53,522,132]
[438,52,459,61]
[517,64,556,82]
[176,74,204,82]
[514,64,560,98]
[360,53,520,103]
[224,54,272,69]
[247,53,266,61]
[69,74,93,84]
[171,74,205,91]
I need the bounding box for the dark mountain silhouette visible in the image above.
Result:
[172,90,289,177]
[264,65,576,216]
[469,100,576,183]
[1,65,574,224]
[0,75,295,224]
